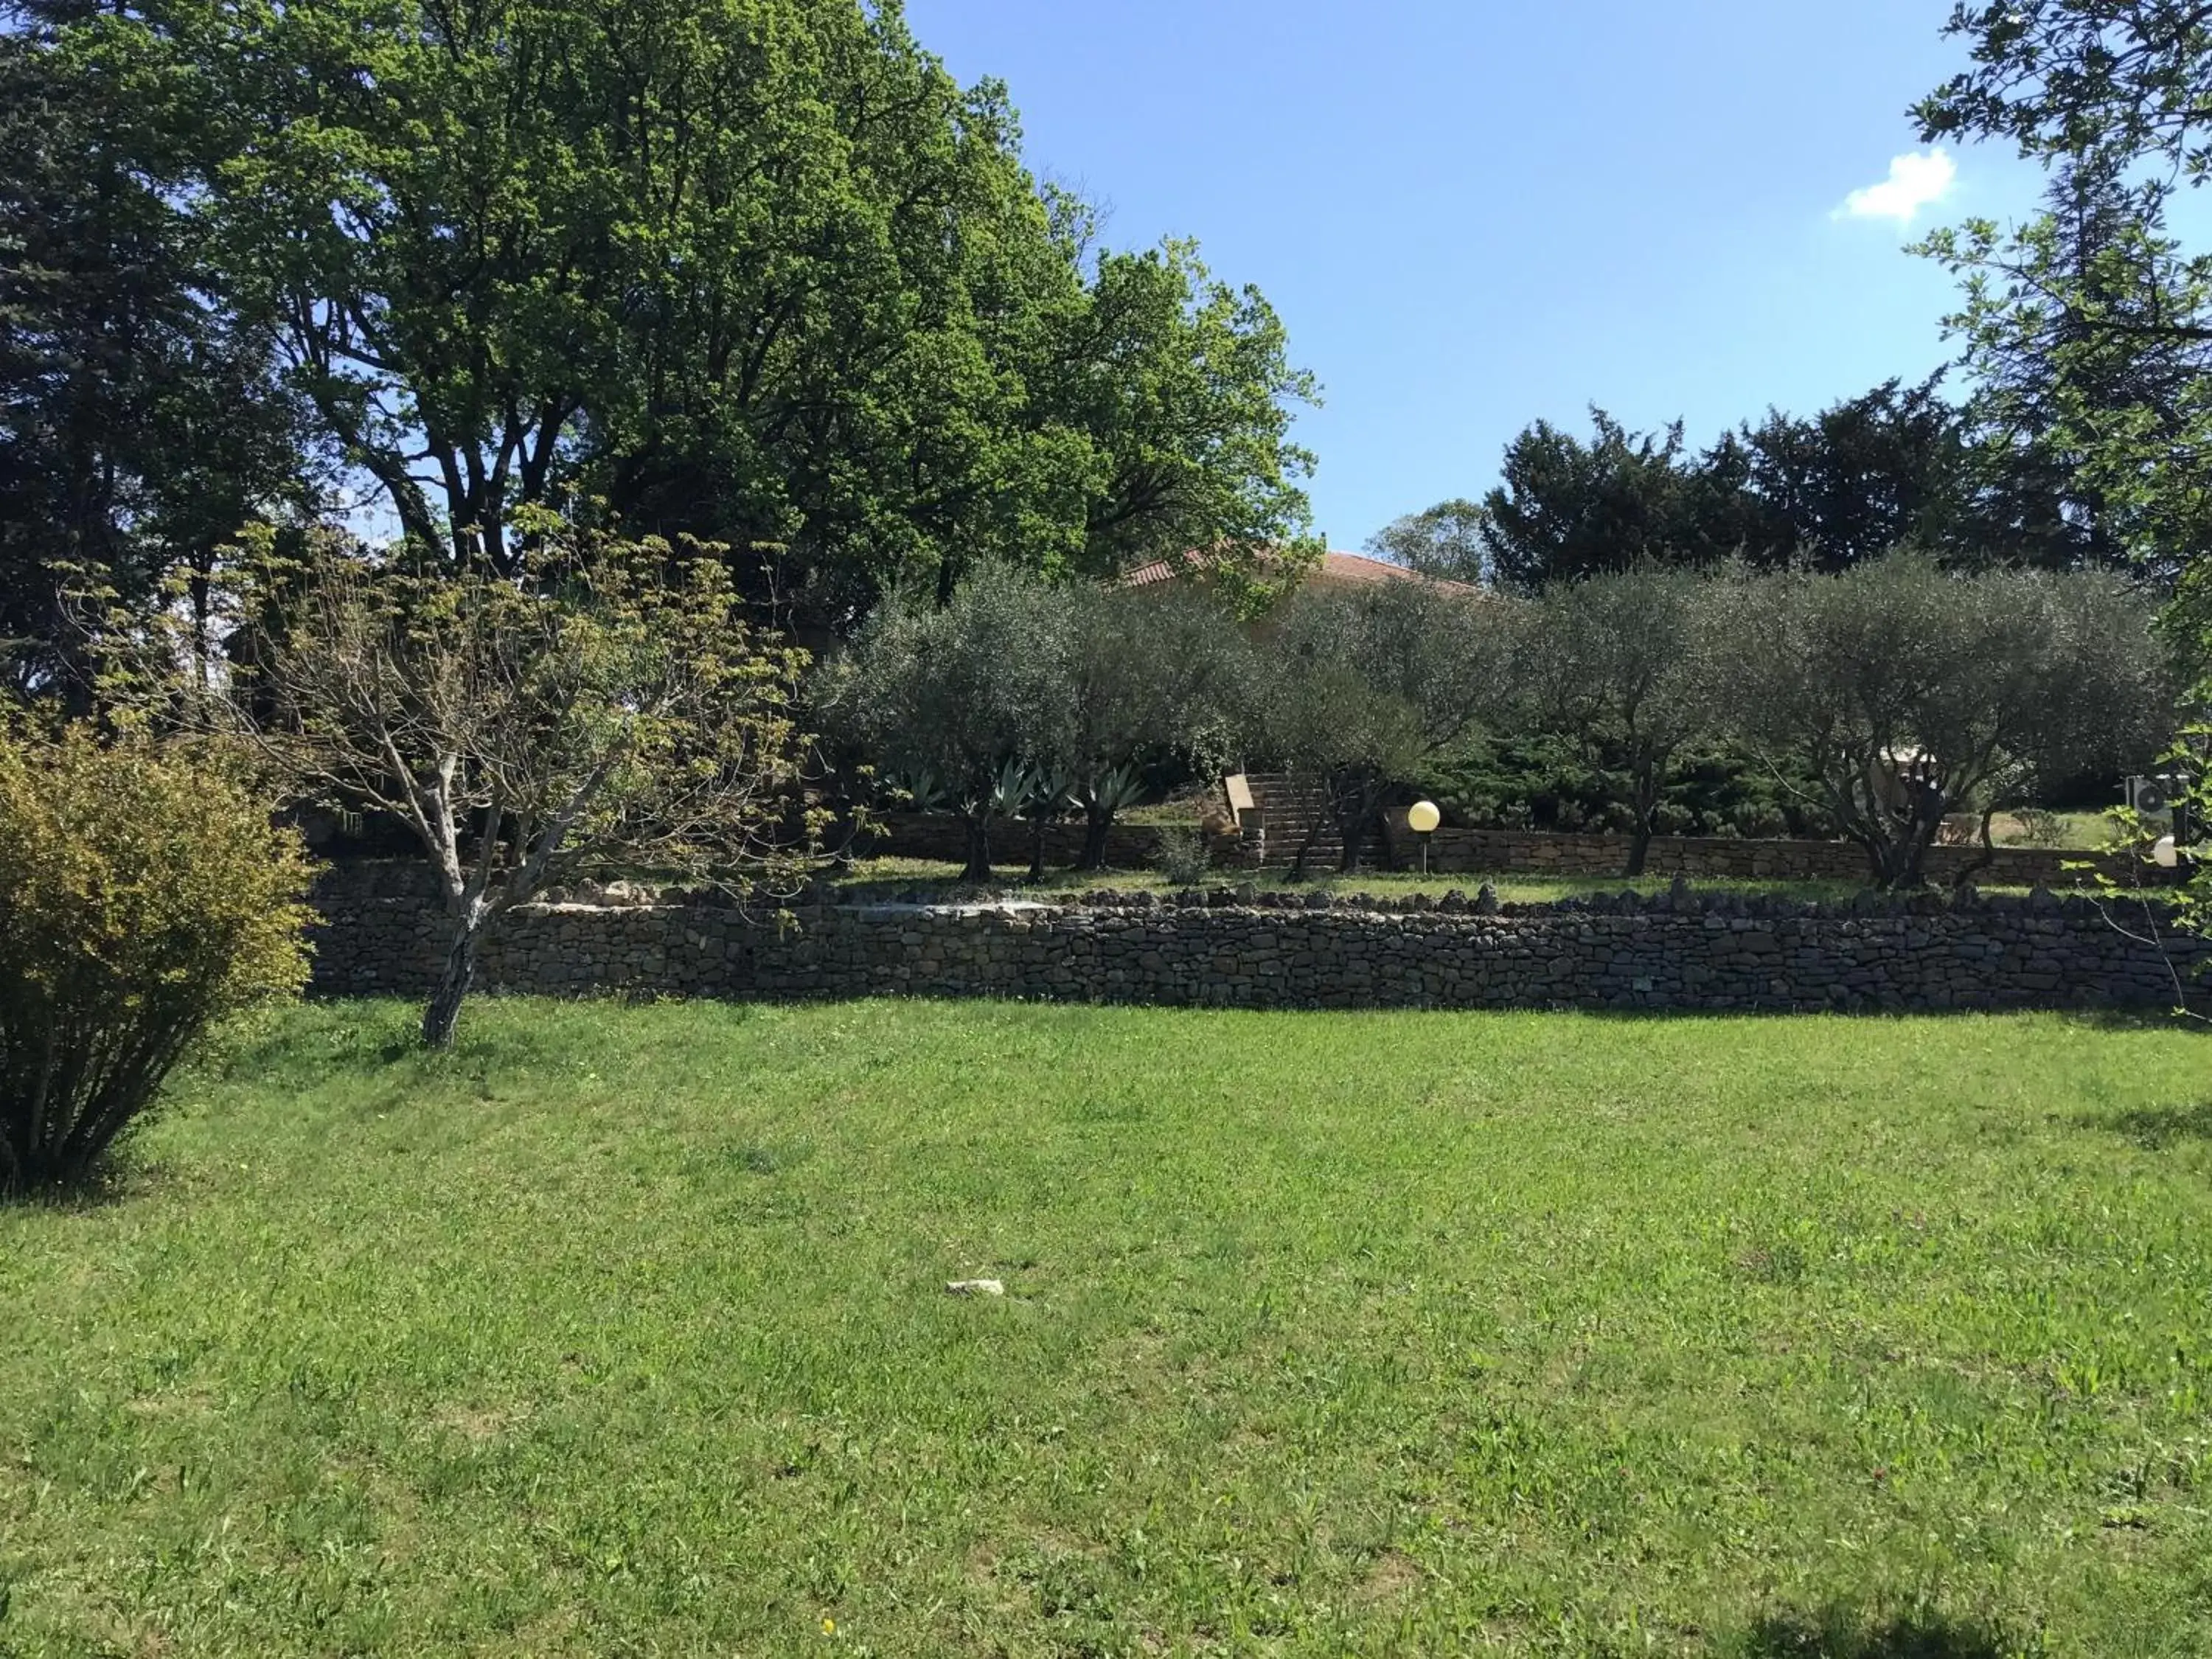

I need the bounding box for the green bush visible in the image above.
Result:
[0,725,316,1191]
[1415,732,1834,841]
[1153,824,1215,887]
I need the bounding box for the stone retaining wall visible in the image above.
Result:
[863,811,2121,888]
[1374,819,2118,888]
[309,866,2205,1015]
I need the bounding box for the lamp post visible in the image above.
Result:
[1408,799,1441,876]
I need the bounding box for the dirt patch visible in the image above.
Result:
[426,1402,527,1443]
[1355,1548,1422,1602]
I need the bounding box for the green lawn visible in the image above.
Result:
[4,1001,2211,1657]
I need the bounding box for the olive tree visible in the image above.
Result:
[1054,583,1251,869]
[201,523,817,1046]
[1518,563,1722,877]
[815,564,1073,883]
[1255,580,1517,874]
[1719,553,2168,888]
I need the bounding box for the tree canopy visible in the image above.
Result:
[174,523,818,1046]
[1720,554,2168,886]
[2,0,1318,651]
[1445,382,2005,591]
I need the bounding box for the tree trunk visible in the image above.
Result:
[1891,784,1948,889]
[1287,815,1326,883]
[1896,823,1939,890]
[1079,804,1114,872]
[1028,815,1048,882]
[1950,806,2000,889]
[1337,776,1377,873]
[961,810,993,883]
[422,925,480,1048]
[1624,818,1654,879]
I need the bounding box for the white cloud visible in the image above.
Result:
[1834,150,1958,225]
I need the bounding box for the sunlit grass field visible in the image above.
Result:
[4,1000,2210,1656]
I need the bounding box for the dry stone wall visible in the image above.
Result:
[863,811,2120,889]
[310,865,2206,1015]
[1373,819,2118,888]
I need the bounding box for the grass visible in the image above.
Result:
[832,856,2050,908]
[1986,811,2114,852]
[4,1000,2211,1656]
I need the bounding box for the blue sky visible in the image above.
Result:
[902,0,2059,551]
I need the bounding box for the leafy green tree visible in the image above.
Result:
[1365,499,1491,585]
[169,522,818,1048]
[0,29,313,706]
[815,563,1073,882]
[0,723,314,1189]
[1919,161,2212,585]
[1917,3,2212,182]
[1735,378,1973,572]
[1517,566,1723,877]
[1478,411,1717,589]
[1717,555,2168,888]
[1918,1,2212,933]
[1919,2,2212,609]
[32,0,1316,628]
[1042,239,1321,597]
[1254,581,1516,874]
[1051,582,1251,870]
[1467,386,1990,591]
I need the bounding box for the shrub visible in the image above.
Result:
[1154,824,1214,887]
[0,725,315,1191]
[1416,733,1831,841]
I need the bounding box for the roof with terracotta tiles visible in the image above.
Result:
[1118,549,1481,594]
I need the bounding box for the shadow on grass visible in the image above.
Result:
[0,1150,169,1212]
[2092,1099,2212,1150]
[1730,1608,2022,1659]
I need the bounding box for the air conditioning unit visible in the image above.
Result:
[2126,775,2171,815]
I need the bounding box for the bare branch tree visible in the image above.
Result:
[183,522,819,1045]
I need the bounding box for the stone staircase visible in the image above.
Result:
[1223,772,1346,870]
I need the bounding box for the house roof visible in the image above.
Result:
[1119,549,1482,595]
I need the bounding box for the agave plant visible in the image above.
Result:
[984,757,1037,818]
[883,765,952,815]
[1018,764,1082,879]
[1075,761,1151,870]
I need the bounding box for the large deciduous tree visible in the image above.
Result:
[18,0,1317,639]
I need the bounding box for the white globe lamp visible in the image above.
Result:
[1408,799,1441,874]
